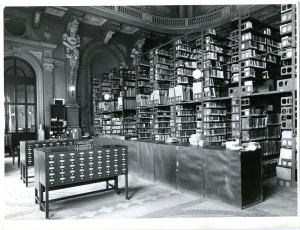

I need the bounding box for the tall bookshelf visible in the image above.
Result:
[136,62,153,139]
[201,29,231,145]
[150,48,172,141]
[173,38,197,142]
[119,67,137,136]
[92,78,102,135]
[276,4,298,186]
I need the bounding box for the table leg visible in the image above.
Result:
[35,188,38,204]
[25,165,28,187]
[45,186,49,219]
[18,150,20,168]
[39,183,44,211]
[22,164,25,183]
[115,177,118,195]
[125,173,128,200]
[20,163,22,180]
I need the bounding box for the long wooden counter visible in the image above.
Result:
[94,136,263,209]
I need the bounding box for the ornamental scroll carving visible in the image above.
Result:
[62,18,80,97]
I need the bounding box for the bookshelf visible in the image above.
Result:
[50,104,66,139]
[119,68,137,136]
[150,48,172,141]
[172,38,197,142]
[276,4,298,186]
[136,62,152,139]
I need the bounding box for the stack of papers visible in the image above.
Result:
[165,137,180,143]
[189,134,202,145]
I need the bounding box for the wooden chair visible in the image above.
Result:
[5,134,19,167]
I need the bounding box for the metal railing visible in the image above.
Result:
[97,5,252,29]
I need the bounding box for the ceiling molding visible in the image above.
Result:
[5,36,58,51]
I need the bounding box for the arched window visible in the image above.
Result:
[4,57,37,145]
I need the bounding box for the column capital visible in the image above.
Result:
[42,63,55,72]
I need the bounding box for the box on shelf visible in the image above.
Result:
[193,82,202,101]
[277,78,295,92]
[281,96,293,106]
[168,87,175,103]
[228,87,238,97]
[276,166,292,180]
[241,85,253,96]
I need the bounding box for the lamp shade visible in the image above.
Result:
[104,93,111,100]
[193,69,202,79]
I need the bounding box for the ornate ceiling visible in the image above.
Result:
[4,5,281,45]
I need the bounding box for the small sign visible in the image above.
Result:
[74,140,94,150]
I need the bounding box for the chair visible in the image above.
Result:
[4,134,19,167]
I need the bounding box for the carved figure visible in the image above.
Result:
[131,36,146,66]
[62,19,80,95]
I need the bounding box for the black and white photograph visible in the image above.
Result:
[1,1,299,229]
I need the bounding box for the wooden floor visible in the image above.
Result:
[3,156,298,229]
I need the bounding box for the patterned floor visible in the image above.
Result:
[4,157,298,220]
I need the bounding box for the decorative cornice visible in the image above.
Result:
[5,36,58,51]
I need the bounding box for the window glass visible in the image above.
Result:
[27,85,35,103]
[4,59,14,73]
[16,59,34,77]
[7,105,16,133]
[15,68,25,77]
[5,68,14,76]
[27,105,35,132]
[16,85,25,103]
[5,82,15,103]
[17,105,26,132]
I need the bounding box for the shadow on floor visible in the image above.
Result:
[5,156,18,174]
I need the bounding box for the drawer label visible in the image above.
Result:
[75,140,94,150]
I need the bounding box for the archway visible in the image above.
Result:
[78,41,127,134]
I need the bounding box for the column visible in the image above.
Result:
[42,60,55,138]
[63,15,82,137]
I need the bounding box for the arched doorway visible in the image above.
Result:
[4,57,37,147]
[78,42,127,134]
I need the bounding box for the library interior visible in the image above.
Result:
[3,4,299,228]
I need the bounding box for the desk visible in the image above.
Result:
[34,145,128,219]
